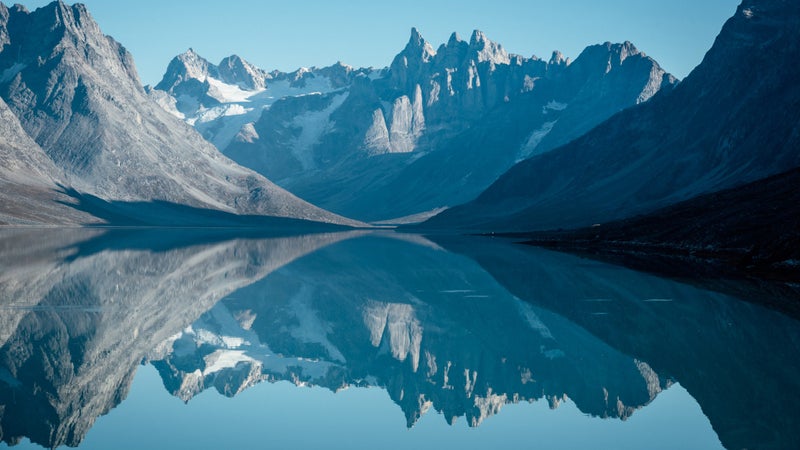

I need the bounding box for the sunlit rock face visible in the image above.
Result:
[0,2,355,226]
[0,94,97,225]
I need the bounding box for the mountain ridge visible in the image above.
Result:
[153,28,675,222]
[420,0,800,232]
[0,0,360,227]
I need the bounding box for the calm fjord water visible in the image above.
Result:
[0,229,798,449]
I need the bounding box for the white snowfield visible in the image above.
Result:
[154,60,361,151]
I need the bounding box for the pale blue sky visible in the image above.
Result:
[19,0,740,86]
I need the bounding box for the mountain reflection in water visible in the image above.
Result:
[0,229,798,450]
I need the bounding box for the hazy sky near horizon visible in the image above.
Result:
[19,0,740,86]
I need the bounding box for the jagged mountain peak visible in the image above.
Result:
[181,47,200,58]
[403,26,436,59]
[468,29,510,65]
[469,29,488,45]
[31,0,99,39]
[176,47,211,67]
[217,53,267,90]
[568,41,648,75]
[433,31,469,68]
[610,40,641,61]
[389,27,436,89]
[408,26,423,44]
[0,0,142,97]
[155,48,214,92]
[549,50,569,66]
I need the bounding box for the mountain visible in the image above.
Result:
[523,166,800,280]
[153,29,675,222]
[0,95,97,225]
[149,50,375,151]
[0,1,357,226]
[422,0,800,231]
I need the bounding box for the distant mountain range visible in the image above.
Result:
[151,29,675,221]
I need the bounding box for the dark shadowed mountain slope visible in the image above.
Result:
[523,167,800,281]
[0,1,358,226]
[423,0,800,232]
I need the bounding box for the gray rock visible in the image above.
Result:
[0,1,356,226]
[0,94,97,225]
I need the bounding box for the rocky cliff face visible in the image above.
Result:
[424,0,800,231]
[0,94,97,225]
[0,1,356,226]
[154,28,675,222]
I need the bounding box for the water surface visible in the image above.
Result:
[0,229,798,449]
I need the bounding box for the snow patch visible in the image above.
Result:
[289,92,349,170]
[543,100,568,113]
[518,120,557,161]
[154,72,342,150]
[204,349,256,375]
[207,76,264,103]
